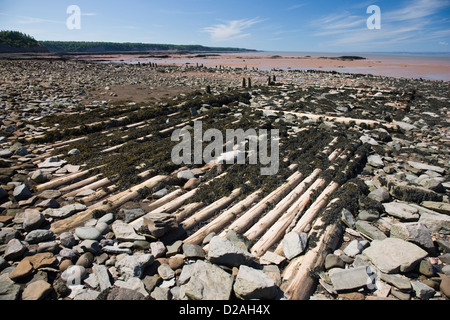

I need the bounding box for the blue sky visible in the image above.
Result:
[0,0,449,52]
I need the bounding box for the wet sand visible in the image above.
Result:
[76,52,450,81]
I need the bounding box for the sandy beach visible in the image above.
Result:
[77,52,450,81]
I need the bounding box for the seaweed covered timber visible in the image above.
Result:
[0,58,449,301]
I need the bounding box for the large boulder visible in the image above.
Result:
[115,253,154,279]
[143,212,178,238]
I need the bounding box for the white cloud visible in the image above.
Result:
[286,4,306,11]
[440,41,449,45]
[202,18,264,42]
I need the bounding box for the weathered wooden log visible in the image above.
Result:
[244,169,321,241]
[281,199,343,300]
[50,175,170,233]
[181,188,242,231]
[35,169,91,192]
[250,177,327,258]
[64,177,112,198]
[129,172,228,229]
[185,190,261,245]
[218,171,304,236]
[59,174,102,193]
[257,109,399,130]
[145,189,184,213]
[79,184,117,204]
[175,202,206,223]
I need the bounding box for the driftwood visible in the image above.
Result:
[281,199,343,300]
[250,177,326,257]
[184,190,262,245]
[244,169,321,241]
[257,109,399,130]
[181,187,242,231]
[36,169,91,192]
[175,202,206,223]
[50,175,170,234]
[217,171,304,237]
[79,184,117,204]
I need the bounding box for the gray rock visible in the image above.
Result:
[80,240,101,254]
[183,260,234,300]
[76,252,94,268]
[158,263,175,280]
[23,209,44,232]
[207,236,255,268]
[150,241,166,258]
[411,280,436,299]
[152,188,168,199]
[0,228,19,244]
[178,264,195,285]
[419,211,450,235]
[97,213,114,225]
[31,170,46,183]
[151,286,171,300]
[330,266,376,291]
[116,253,154,279]
[13,184,32,201]
[59,232,76,248]
[233,265,278,300]
[37,157,67,169]
[177,170,195,180]
[421,201,450,216]
[379,272,411,290]
[114,277,148,298]
[95,222,109,235]
[282,231,308,260]
[111,221,145,241]
[44,203,86,219]
[418,177,445,193]
[36,198,60,209]
[166,240,183,257]
[355,220,387,240]
[0,273,21,300]
[143,212,178,238]
[0,257,9,272]
[120,208,145,224]
[367,154,384,168]
[106,287,146,300]
[383,202,420,221]
[325,254,345,270]
[368,188,390,203]
[390,222,435,253]
[102,246,132,255]
[182,243,205,259]
[38,189,61,200]
[59,248,79,261]
[343,240,365,258]
[4,238,27,260]
[358,210,380,221]
[363,238,428,273]
[75,227,102,240]
[25,229,53,244]
[407,161,445,175]
[341,208,356,228]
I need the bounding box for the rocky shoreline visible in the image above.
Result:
[0,59,449,301]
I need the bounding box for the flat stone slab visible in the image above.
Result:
[363,238,428,273]
[330,266,375,291]
[383,202,420,221]
[421,201,450,215]
[407,161,445,174]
